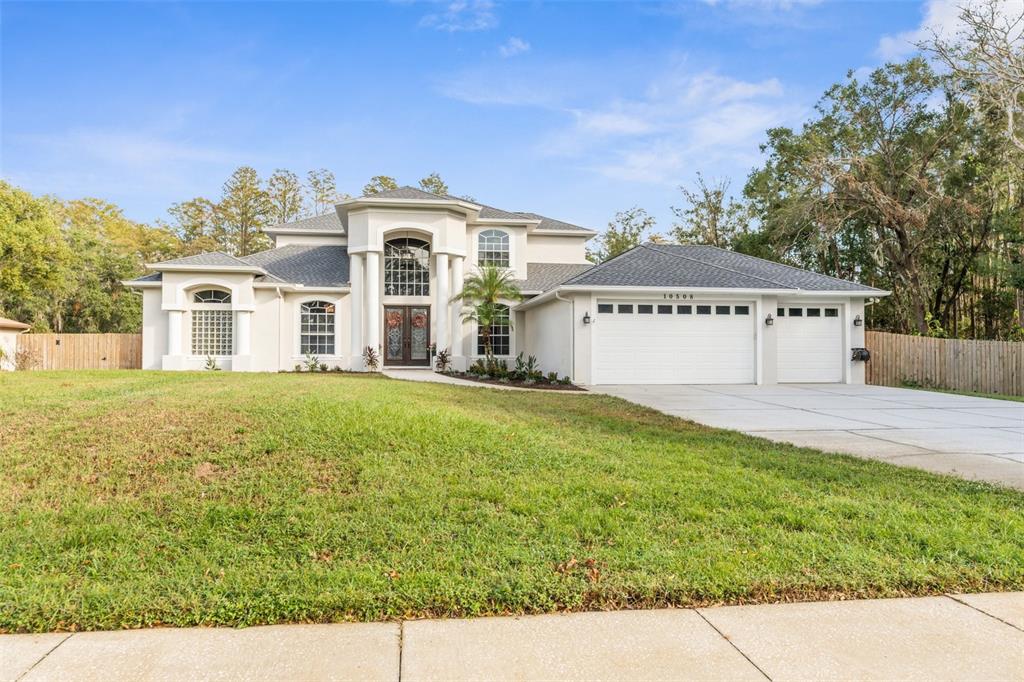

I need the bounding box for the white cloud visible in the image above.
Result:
[877,0,964,60]
[440,57,801,186]
[498,36,530,58]
[420,0,497,32]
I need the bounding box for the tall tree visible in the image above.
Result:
[587,207,656,263]
[670,173,749,247]
[218,166,271,256]
[267,169,305,225]
[927,0,1024,156]
[452,265,523,362]
[418,172,449,196]
[307,169,341,215]
[745,59,972,334]
[167,197,221,255]
[362,175,399,196]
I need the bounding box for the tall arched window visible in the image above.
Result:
[300,301,335,355]
[478,229,509,267]
[477,304,510,356]
[191,289,233,356]
[384,238,430,296]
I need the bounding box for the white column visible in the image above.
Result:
[167,310,183,356]
[349,253,364,369]
[365,251,381,362]
[435,253,449,356]
[236,310,252,356]
[450,255,464,366]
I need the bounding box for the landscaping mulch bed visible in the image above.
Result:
[446,372,586,391]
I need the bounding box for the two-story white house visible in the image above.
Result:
[128,186,887,385]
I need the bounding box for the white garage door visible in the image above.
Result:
[777,304,843,383]
[592,301,755,384]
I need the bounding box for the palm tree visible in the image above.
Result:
[452,265,523,363]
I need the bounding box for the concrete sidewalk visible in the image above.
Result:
[4,593,1022,681]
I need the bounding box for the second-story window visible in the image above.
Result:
[384,238,430,296]
[478,229,509,268]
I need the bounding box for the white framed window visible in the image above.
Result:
[385,238,430,296]
[477,304,510,356]
[477,229,509,267]
[300,301,335,355]
[193,289,231,303]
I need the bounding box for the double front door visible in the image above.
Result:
[384,306,430,366]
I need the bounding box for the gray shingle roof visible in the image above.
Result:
[149,251,252,268]
[130,271,163,282]
[265,212,344,233]
[562,244,883,292]
[358,186,592,232]
[243,245,349,287]
[515,262,594,293]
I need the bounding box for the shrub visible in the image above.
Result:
[435,347,452,372]
[294,363,302,372]
[303,354,320,372]
[319,363,328,372]
[547,371,559,383]
[332,365,342,372]
[204,356,221,371]
[559,375,572,385]
[362,345,380,371]
[469,359,487,376]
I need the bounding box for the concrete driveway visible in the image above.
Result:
[593,383,1024,489]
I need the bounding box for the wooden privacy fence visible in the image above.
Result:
[17,334,142,370]
[865,330,1024,395]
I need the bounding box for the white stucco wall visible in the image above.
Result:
[141,288,166,370]
[0,329,21,370]
[524,296,574,379]
[525,235,590,264]
[272,234,347,248]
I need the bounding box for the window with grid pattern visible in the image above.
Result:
[477,304,510,356]
[478,229,509,267]
[384,238,430,296]
[300,301,335,355]
[191,310,233,356]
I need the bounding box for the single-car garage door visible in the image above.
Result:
[592,301,755,384]
[777,304,843,383]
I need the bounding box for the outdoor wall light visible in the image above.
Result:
[853,314,863,327]
[582,312,592,325]
[765,313,774,326]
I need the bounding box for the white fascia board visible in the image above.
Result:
[122,280,161,288]
[264,227,346,236]
[472,217,542,227]
[531,229,599,237]
[337,197,482,214]
[147,263,267,275]
[514,285,889,311]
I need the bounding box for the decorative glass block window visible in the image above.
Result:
[825,308,839,317]
[657,305,672,314]
[191,310,233,356]
[384,238,430,296]
[734,305,750,315]
[193,289,231,303]
[598,303,613,314]
[477,304,510,356]
[478,229,510,267]
[638,304,653,314]
[300,301,335,355]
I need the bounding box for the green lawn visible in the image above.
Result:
[1,371,1022,633]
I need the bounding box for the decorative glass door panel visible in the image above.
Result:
[383,306,431,366]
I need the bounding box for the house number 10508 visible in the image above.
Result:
[662,293,695,299]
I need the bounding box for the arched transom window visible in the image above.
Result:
[191,289,233,356]
[384,237,430,296]
[478,229,509,267]
[300,301,335,355]
[477,303,511,357]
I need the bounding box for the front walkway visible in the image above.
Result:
[593,383,1024,489]
[5,593,1021,681]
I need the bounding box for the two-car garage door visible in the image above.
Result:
[590,299,845,385]
[592,301,755,384]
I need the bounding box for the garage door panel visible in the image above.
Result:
[777,305,843,383]
[593,301,755,385]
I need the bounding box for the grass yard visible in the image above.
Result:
[1,371,1022,633]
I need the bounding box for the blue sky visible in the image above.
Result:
[2,1,943,233]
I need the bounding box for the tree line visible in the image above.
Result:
[0,171,450,332]
[591,1,1024,341]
